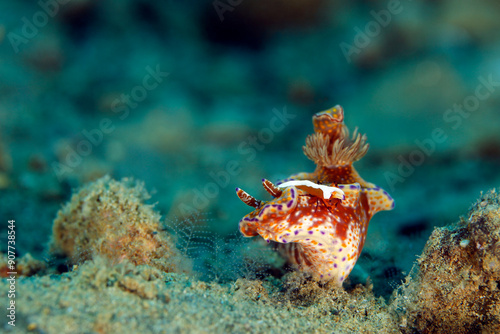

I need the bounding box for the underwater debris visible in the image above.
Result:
[236,106,394,286]
[391,188,500,333]
[50,175,187,273]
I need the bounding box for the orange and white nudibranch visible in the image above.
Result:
[236,105,394,286]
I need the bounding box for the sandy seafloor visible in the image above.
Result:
[1,0,500,333]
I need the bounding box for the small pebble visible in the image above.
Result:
[459,239,469,248]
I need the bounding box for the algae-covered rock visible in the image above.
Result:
[391,188,500,333]
[50,175,188,274]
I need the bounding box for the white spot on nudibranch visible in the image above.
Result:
[278,180,345,200]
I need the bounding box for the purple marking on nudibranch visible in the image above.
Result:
[291,188,295,197]
[342,257,346,261]
[258,208,266,217]
[295,230,299,235]
[287,200,294,208]
[308,231,313,234]
[339,248,343,252]
[334,264,337,268]
[320,231,325,235]
[283,239,287,243]
[349,185,357,189]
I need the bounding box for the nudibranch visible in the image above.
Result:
[236,105,394,286]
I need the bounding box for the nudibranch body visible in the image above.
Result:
[236,106,394,286]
